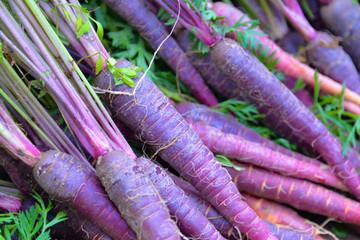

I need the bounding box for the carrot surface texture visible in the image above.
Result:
[188,120,347,191]
[211,1,360,106]
[227,162,360,225]
[94,58,277,240]
[153,0,360,200]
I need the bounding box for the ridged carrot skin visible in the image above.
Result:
[170,174,315,240]
[102,0,218,107]
[96,150,180,240]
[169,173,239,240]
[94,58,277,240]
[136,157,225,240]
[0,192,21,213]
[175,102,322,166]
[32,150,136,240]
[227,162,360,225]
[210,38,360,200]
[242,193,317,237]
[211,2,360,107]
[320,0,360,71]
[188,120,347,191]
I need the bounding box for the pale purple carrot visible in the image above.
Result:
[96,151,181,240]
[227,162,360,225]
[188,120,347,191]
[272,0,360,94]
[320,0,360,71]
[136,157,225,240]
[101,0,218,107]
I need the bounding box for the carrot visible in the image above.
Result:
[227,162,360,224]
[156,0,360,200]
[188,120,347,191]
[242,193,319,238]
[272,0,360,94]
[169,173,316,240]
[95,150,181,240]
[168,173,240,240]
[33,150,137,240]
[102,0,218,107]
[136,156,225,240]
[320,0,360,71]
[283,76,314,108]
[211,2,360,106]
[277,31,305,54]
[175,102,322,166]
[94,58,277,240]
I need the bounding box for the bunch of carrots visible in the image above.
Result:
[1,0,360,239]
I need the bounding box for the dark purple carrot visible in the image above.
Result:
[101,0,218,107]
[96,150,180,240]
[136,157,225,240]
[277,31,305,55]
[211,2,360,106]
[320,0,360,71]
[175,102,322,166]
[188,120,347,191]
[242,193,319,238]
[227,162,360,225]
[94,58,277,240]
[272,0,360,94]
[176,29,243,103]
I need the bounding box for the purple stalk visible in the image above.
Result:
[0,191,22,213]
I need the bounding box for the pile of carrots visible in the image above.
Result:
[1,0,360,239]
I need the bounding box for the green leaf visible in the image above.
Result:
[95,54,103,75]
[331,223,349,238]
[215,155,244,171]
[91,18,104,40]
[291,77,306,93]
[77,19,91,38]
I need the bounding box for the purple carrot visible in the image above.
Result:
[169,173,240,240]
[175,102,322,166]
[156,0,360,201]
[320,0,360,71]
[272,0,360,94]
[188,120,347,191]
[33,150,137,240]
[136,157,225,240]
[102,0,218,107]
[96,150,181,240]
[277,31,305,55]
[283,75,314,108]
[94,58,277,240]
[176,29,243,103]
[227,162,360,225]
[169,173,315,240]
[242,193,319,237]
